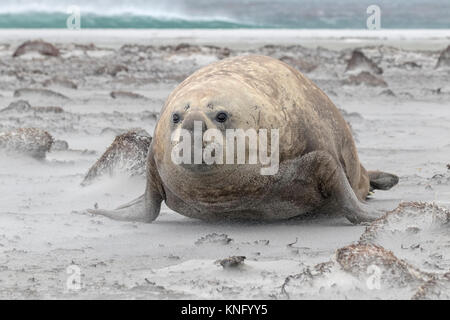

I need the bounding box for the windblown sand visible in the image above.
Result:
[0,30,449,299]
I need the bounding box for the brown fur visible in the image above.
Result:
[90,55,397,223]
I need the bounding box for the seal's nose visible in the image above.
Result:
[179,111,210,169]
[182,111,207,134]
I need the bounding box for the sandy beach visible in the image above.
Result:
[0,29,449,299]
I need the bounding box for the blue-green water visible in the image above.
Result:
[0,0,449,29]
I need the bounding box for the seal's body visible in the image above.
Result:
[90,55,398,224]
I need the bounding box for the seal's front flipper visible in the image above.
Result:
[333,168,381,224]
[368,171,399,191]
[87,142,165,223]
[88,193,161,223]
[313,151,382,224]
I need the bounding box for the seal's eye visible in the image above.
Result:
[215,112,228,123]
[172,113,180,124]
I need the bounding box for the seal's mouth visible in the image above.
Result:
[179,142,222,172]
[179,161,224,176]
[180,162,215,173]
[172,138,224,172]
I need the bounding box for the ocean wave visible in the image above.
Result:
[0,0,260,28]
[0,13,261,29]
[0,0,244,22]
[0,0,449,29]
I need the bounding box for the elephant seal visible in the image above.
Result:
[89,55,398,224]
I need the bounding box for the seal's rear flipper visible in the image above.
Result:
[87,194,161,223]
[368,171,399,191]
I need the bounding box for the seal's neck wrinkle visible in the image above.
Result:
[166,164,269,205]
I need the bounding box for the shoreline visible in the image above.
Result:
[0,29,449,50]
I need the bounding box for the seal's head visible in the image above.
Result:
[163,84,268,173]
[154,85,274,203]
[151,56,287,204]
